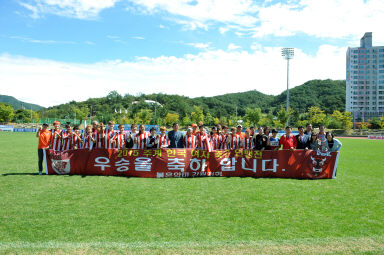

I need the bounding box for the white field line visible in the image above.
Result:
[0,236,383,249]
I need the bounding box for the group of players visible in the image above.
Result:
[36,120,342,175]
[38,120,342,152]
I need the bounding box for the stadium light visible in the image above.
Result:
[281,48,294,126]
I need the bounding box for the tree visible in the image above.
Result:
[190,106,204,124]
[380,117,384,130]
[331,110,353,130]
[307,106,326,127]
[136,109,153,124]
[72,106,90,123]
[244,108,261,127]
[0,103,15,122]
[204,112,215,126]
[277,107,293,128]
[164,113,179,126]
[182,114,192,126]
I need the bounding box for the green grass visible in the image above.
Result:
[0,132,383,254]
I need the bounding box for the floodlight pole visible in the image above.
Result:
[282,48,294,126]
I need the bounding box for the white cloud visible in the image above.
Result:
[19,0,120,19]
[228,43,241,50]
[253,0,384,41]
[132,36,145,40]
[127,0,259,29]
[219,27,229,34]
[9,36,76,44]
[0,45,346,107]
[186,42,211,49]
[127,0,384,42]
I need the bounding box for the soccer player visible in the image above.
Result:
[72,126,83,150]
[156,126,169,148]
[36,123,52,175]
[268,129,280,150]
[220,125,230,149]
[83,125,95,150]
[168,123,184,148]
[209,126,221,150]
[184,127,196,149]
[61,124,74,151]
[196,125,212,151]
[279,126,297,150]
[215,124,222,136]
[135,124,148,149]
[147,127,158,149]
[242,129,253,149]
[236,124,244,139]
[296,126,310,150]
[325,132,342,152]
[94,123,105,149]
[253,127,267,151]
[228,127,241,150]
[104,121,116,149]
[191,124,198,135]
[91,120,99,133]
[50,121,62,151]
[249,126,255,137]
[111,124,127,149]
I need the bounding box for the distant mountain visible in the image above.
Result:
[0,95,45,111]
[194,90,275,117]
[39,79,346,121]
[272,79,345,113]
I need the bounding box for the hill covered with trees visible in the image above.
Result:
[1,79,350,127]
[27,79,345,127]
[0,95,44,111]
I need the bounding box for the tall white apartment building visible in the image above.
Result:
[346,32,384,120]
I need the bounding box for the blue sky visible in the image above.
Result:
[1,0,383,107]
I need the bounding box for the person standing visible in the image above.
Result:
[50,121,62,151]
[325,132,342,152]
[209,126,221,150]
[83,125,95,150]
[146,127,158,149]
[296,126,310,150]
[268,129,280,151]
[220,126,230,150]
[279,126,297,150]
[156,126,170,148]
[318,124,327,148]
[111,124,127,149]
[196,125,212,151]
[228,127,241,150]
[241,129,254,149]
[304,123,313,136]
[168,123,184,148]
[135,124,148,149]
[309,133,321,151]
[61,124,74,151]
[236,124,244,139]
[36,123,52,175]
[184,128,196,149]
[253,127,268,151]
[104,121,116,149]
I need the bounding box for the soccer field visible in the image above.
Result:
[0,133,383,254]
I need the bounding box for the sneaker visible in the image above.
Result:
[39,171,42,175]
